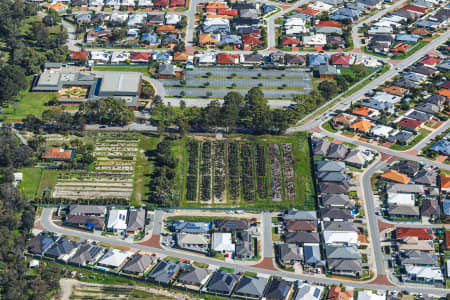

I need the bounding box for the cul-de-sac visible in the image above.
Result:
[0,0,450,299]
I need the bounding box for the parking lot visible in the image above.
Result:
[161,67,312,99]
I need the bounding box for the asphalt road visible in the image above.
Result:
[40,208,448,295]
[262,212,273,258]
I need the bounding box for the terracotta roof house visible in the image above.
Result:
[328,286,353,300]
[282,37,301,46]
[217,9,238,16]
[42,147,75,161]
[46,2,68,11]
[331,54,352,67]
[396,227,434,240]
[391,43,411,53]
[445,231,450,250]
[297,7,321,16]
[404,4,427,14]
[419,56,442,67]
[441,174,450,190]
[131,52,151,63]
[439,89,450,98]
[381,169,411,184]
[334,113,357,126]
[206,2,228,9]
[69,51,89,62]
[350,119,374,133]
[198,33,218,47]
[169,0,185,7]
[153,0,169,7]
[317,20,341,27]
[352,106,378,118]
[173,52,188,62]
[398,118,423,131]
[411,27,430,35]
[382,86,409,96]
[156,25,178,33]
[243,32,262,46]
[216,53,239,65]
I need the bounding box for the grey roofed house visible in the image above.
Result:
[311,137,331,156]
[65,215,105,231]
[394,77,419,88]
[69,244,105,266]
[97,72,142,97]
[391,160,420,177]
[294,283,324,300]
[407,110,432,122]
[177,265,211,286]
[388,205,420,217]
[126,208,145,233]
[172,220,210,233]
[235,231,253,258]
[158,63,176,76]
[240,8,259,18]
[283,209,317,221]
[414,169,437,186]
[392,9,421,20]
[328,258,362,272]
[207,270,240,294]
[326,245,361,259]
[321,194,354,208]
[316,160,346,172]
[321,0,343,4]
[303,244,324,266]
[233,275,268,298]
[326,143,349,160]
[69,205,106,216]
[344,148,371,168]
[216,219,249,231]
[27,233,58,255]
[285,54,306,66]
[316,27,343,35]
[386,183,424,194]
[320,208,353,220]
[437,60,450,72]
[415,103,441,115]
[147,260,184,284]
[323,221,356,232]
[264,277,292,300]
[411,65,437,76]
[45,237,79,259]
[121,253,155,275]
[285,232,320,244]
[147,14,165,24]
[279,243,303,263]
[317,171,351,183]
[400,250,437,266]
[427,94,447,106]
[75,14,91,23]
[318,182,349,194]
[421,199,440,217]
[243,53,263,64]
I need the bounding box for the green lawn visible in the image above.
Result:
[37,170,58,199]
[92,65,151,76]
[322,121,337,133]
[17,167,43,199]
[391,41,430,60]
[390,129,431,150]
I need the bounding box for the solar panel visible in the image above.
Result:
[313,288,320,297]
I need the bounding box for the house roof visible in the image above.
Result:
[216,53,239,65]
[172,220,210,233]
[397,227,434,240]
[328,286,354,300]
[107,209,127,230]
[283,209,317,221]
[350,119,374,132]
[148,260,183,284]
[345,148,371,166]
[98,249,132,268]
[297,6,321,16]
[131,52,151,61]
[441,174,450,189]
[216,219,248,231]
[206,2,228,9]
[439,89,450,98]
[284,220,318,231]
[382,85,409,96]
[404,4,427,13]
[411,27,430,35]
[420,56,442,66]
[282,37,301,45]
[28,234,57,255]
[65,215,105,230]
[46,237,79,258]
[331,54,351,66]
[177,265,211,285]
[265,278,292,300]
[352,106,376,117]
[42,147,73,160]
[381,169,411,184]
[421,199,440,217]
[69,205,106,216]
[326,143,348,160]
[334,113,357,125]
[320,208,353,220]
[399,117,423,130]
[326,245,361,259]
[279,243,303,262]
[316,160,346,172]
[303,244,324,266]
[69,244,104,265]
[445,231,450,249]
[212,232,235,252]
[122,253,155,274]
[70,51,88,61]
[207,270,240,293]
[328,259,362,272]
[317,20,341,27]
[414,168,437,186]
[319,182,349,194]
[391,43,411,53]
[126,208,145,232]
[285,231,320,244]
[390,160,420,177]
[311,137,331,156]
[294,284,324,300]
[321,194,353,207]
[156,25,178,33]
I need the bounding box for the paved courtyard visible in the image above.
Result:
[161,67,312,99]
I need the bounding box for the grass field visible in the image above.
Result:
[172,133,315,210]
[18,167,43,199]
[92,65,151,76]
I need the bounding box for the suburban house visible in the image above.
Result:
[177,265,211,287]
[121,253,156,276]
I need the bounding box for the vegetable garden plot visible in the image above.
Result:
[186,140,199,202]
[268,144,283,202]
[255,144,268,199]
[240,143,256,202]
[199,141,212,203]
[228,141,240,202]
[282,143,297,201]
[212,141,227,203]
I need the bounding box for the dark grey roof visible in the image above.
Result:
[391,160,420,177]
[27,234,58,255]
[158,63,176,76]
[69,205,106,215]
[234,276,268,297]
[265,278,292,300]
[279,243,303,262]
[303,244,324,266]
[177,265,211,286]
[414,169,437,186]
[415,103,441,115]
[316,160,346,172]
[328,258,362,272]
[235,231,253,258]
[323,221,356,232]
[394,77,419,88]
[69,244,104,266]
[326,246,361,260]
[45,237,79,258]
[283,209,317,221]
[148,260,184,284]
[427,94,447,105]
[401,250,437,266]
[388,205,420,216]
[407,110,432,122]
[326,143,349,160]
[321,194,353,208]
[318,182,349,194]
[285,54,306,65]
[386,183,424,194]
[411,65,437,76]
[216,219,249,231]
[311,137,331,156]
[121,253,155,274]
[207,270,240,294]
[317,171,351,183]
[126,208,145,232]
[421,199,440,217]
[320,208,353,220]
[285,232,320,244]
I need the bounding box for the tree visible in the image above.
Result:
[77,98,135,126]
[243,87,271,133]
[173,42,185,53]
[0,65,27,105]
[318,80,338,99]
[221,91,244,130]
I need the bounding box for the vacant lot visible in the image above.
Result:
[162,67,312,99]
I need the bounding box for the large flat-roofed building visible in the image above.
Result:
[32,71,141,109]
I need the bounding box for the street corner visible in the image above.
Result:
[369,274,396,286]
[250,257,277,271]
[401,149,419,156]
[388,60,402,66]
[353,48,361,53]
[377,219,394,233]
[137,235,162,249]
[33,219,47,232]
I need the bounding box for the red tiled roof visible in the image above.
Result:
[398,117,423,130]
[403,4,427,13]
[153,0,169,6]
[131,52,151,61]
[296,6,320,16]
[441,81,450,90]
[169,0,185,7]
[317,20,341,27]
[331,54,351,66]
[419,56,442,66]
[391,43,411,53]
[243,33,262,45]
[282,37,300,46]
[216,53,239,65]
[445,231,450,249]
[42,148,73,160]
[217,8,238,16]
[70,51,88,61]
[396,227,434,240]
